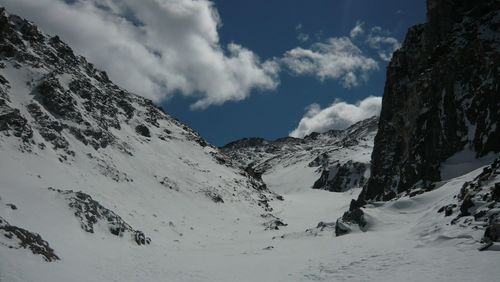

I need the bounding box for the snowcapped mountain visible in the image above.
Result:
[1,2,500,281]
[221,116,377,194]
[0,7,281,272]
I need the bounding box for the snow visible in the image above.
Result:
[2,146,500,282]
[440,148,498,180]
[2,87,497,281]
[263,159,319,195]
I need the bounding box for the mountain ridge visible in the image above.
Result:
[0,7,281,265]
[221,115,378,194]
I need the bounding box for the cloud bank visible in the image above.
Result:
[2,0,279,109]
[289,96,382,138]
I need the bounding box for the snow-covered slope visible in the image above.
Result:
[0,7,281,271]
[222,116,378,194]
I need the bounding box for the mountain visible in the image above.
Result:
[221,116,377,194]
[2,3,500,281]
[336,0,500,242]
[0,7,282,273]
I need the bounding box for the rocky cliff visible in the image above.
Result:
[361,0,500,201]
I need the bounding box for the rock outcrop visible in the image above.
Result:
[313,161,370,192]
[444,157,500,243]
[0,216,59,262]
[50,188,151,246]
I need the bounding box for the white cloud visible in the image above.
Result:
[289,96,382,138]
[366,27,401,61]
[349,21,364,39]
[295,23,309,42]
[281,37,378,88]
[1,0,279,109]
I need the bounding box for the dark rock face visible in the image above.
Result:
[361,0,500,201]
[36,78,82,122]
[50,188,151,246]
[492,182,500,202]
[244,164,268,190]
[135,124,151,138]
[484,224,500,242]
[437,204,457,217]
[26,102,70,151]
[312,161,370,192]
[0,216,59,261]
[0,101,32,142]
[335,199,367,237]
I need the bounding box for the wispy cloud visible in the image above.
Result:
[365,27,401,61]
[349,20,365,39]
[281,37,379,88]
[281,21,400,88]
[295,23,310,42]
[2,0,280,109]
[289,96,382,138]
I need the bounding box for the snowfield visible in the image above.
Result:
[1,157,499,281]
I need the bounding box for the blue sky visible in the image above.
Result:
[2,0,426,146]
[163,0,426,146]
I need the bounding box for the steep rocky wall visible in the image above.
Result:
[361,0,500,200]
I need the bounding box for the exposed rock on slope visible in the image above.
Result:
[361,0,500,201]
[222,116,378,193]
[443,157,500,243]
[50,188,151,246]
[0,216,59,262]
